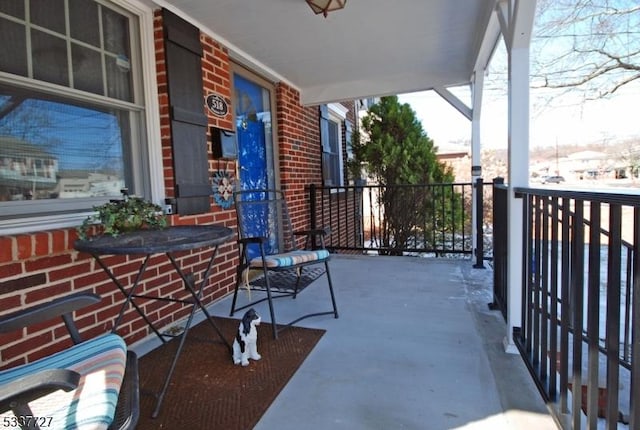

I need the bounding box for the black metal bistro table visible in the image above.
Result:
[74,225,234,418]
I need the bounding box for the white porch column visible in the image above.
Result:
[433,85,484,266]
[433,83,484,267]
[504,47,529,353]
[498,0,537,353]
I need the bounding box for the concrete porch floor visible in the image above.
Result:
[205,255,559,430]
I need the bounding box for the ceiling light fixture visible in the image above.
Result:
[306,0,346,18]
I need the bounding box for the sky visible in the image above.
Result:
[398,81,640,151]
[398,11,640,152]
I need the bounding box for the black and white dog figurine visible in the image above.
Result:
[232,308,262,366]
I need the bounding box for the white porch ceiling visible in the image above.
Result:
[155,0,500,105]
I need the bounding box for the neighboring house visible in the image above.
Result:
[566,150,613,180]
[0,137,58,201]
[0,4,356,364]
[436,145,471,182]
[55,172,124,199]
[531,150,620,181]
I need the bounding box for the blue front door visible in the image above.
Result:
[234,73,274,191]
[233,72,276,259]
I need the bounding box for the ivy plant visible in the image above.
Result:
[77,190,167,240]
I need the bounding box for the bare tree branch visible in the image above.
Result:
[531,0,640,98]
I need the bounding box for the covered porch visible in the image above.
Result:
[133,255,557,429]
[0,0,592,428]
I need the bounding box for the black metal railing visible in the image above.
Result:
[513,186,640,429]
[491,178,508,320]
[308,182,479,257]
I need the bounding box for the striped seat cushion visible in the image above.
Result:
[0,333,127,430]
[249,249,330,268]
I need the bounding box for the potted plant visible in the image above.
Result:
[77,189,167,240]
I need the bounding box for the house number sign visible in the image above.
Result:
[206,94,229,117]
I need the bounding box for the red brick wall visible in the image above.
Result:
[0,225,238,369]
[0,10,344,368]
[276,87,358,245]
[305,100,361,252]
[276,83,322,238]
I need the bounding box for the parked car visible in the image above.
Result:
[543,175,565,184]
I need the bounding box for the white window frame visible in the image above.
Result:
[0,0,162,235]
[324,103,348,187]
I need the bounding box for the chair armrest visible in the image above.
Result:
[238,236,268,245]
[294,227,331,250]
[0,369,80,414]
[294,227,331,237]
[0,292,101,343]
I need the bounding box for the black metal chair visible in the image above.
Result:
[230,189,339,338]
[0,292,139,430]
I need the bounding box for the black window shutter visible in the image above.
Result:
[162,9,210,215]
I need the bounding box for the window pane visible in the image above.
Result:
[328,121,339,153]
[72,44,104,95]
[322,153,330,184]
[103,6,133,102]
[103,7,130,57]
[0,86,128,202]
[30,0,65,34]
[106,54,133,102]
[31,29,69,86]
[0,18,27,77]
[0,0,25,18]
[69,0,100,47]
[329,153,340,185]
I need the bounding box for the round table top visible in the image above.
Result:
[74,225,234,255]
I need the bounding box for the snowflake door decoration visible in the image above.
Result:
[212,170,235,209]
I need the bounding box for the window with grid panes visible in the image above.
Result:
[0,0,152,230]
[320,103,349,187]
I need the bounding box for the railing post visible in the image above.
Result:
[309,184,317,230]
[489,177,507,318]
[473,177,485,268]
[309,184,317,249]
